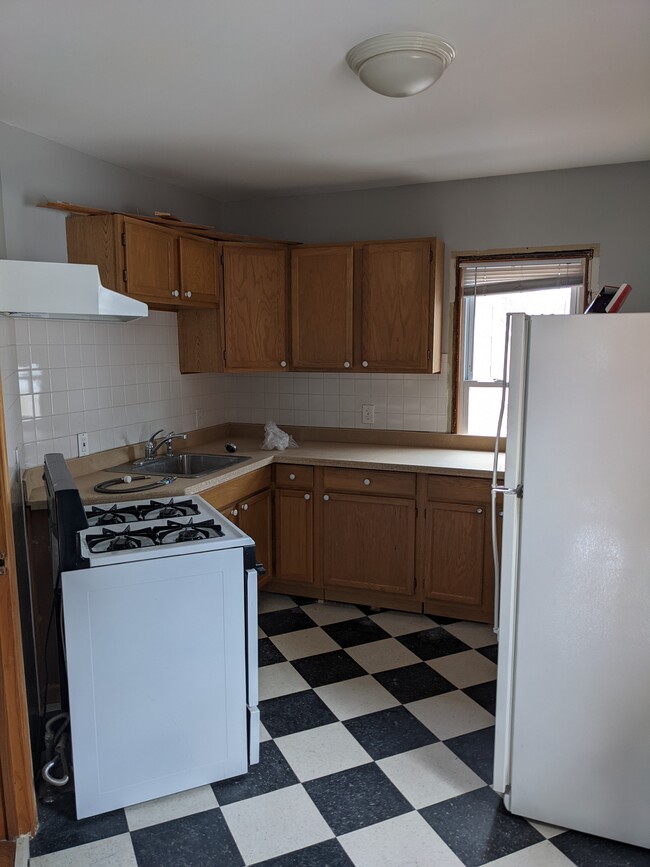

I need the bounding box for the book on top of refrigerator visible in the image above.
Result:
[584,283,632,313]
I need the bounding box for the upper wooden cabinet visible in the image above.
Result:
[291,246,354,371]
[66,214,219,309]
[290,237,444,374]
[222,244,289,372]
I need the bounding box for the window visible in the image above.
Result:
[454,252,592,436]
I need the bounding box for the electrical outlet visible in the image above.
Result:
[362,404,375,424]
[77,432,89,456]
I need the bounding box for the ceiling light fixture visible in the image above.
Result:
[346,31,455,98]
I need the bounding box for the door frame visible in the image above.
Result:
[0,375,37,839]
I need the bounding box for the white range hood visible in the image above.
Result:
[0,260,148,322]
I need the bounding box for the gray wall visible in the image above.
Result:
[225,162,650,317]
[0,121,223,262]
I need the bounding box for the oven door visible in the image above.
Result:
[62,547,247,818]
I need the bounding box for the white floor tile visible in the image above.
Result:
[301,601,363,626]
[527,820,567,839]
[483,840,575,866]
[315,675,399,720]
[30,834,137,867]
[428,649,498,688]
[258,661,310,701]
[443,620,498,648]
[377,743,484,809]
[407,690,494,739]
[346,638,421,673]
[369,610,438,636]
[275,722,372,782]
[339,810,463,867]
[260,722,272,742]
[271,627,340,660]
[221,783,333,864]
[259,592,296,613]
[125,785,218,831]
[258,626,266,638]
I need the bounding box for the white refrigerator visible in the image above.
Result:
[492,312,650,849]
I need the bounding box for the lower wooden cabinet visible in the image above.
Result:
[275,488,314,589]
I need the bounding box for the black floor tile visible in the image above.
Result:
[344,705,438,760]
[444,725,495,784]
[29,790,128,857]
[430,615,461,625]
[211,741,298,806]
[131,808,243,867]
[291,595,319,606]
[259,637,287,667]
[463,680,497,716]
[255,838,354,867]
[397,626,470,660]
[477,643,498,664]
[304,763,412,836]
[260,690,337,738]
[258,607,316,636]
[374,663,456,704]
[292,650,366,688]
[420,786,544,867]
[552,829,650,866]
[322,616,390,647]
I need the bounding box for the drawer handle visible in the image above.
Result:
[323,494,330,501]
[289,473,296,480]
[362,360,369,368]
[304,494,310,501]
[231,509,238,517]
[171,289,180,297]
[343,361,350,368]
[241,503,249,511]
[363,478,371,486]
[280,361,287,368]
[476,507,483,514]
[184,290,192,299]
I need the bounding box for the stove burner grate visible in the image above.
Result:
[139,498,201,521]
[85,526,159,553]
[85,504,142,526]
[156,518,224,545]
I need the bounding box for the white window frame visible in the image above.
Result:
[452,248,599,435]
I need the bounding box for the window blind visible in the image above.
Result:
[461,258,586,297]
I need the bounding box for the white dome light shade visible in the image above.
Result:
[346,32,455,98]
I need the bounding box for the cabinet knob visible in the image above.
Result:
[362,361,369,368]
[289,473,296,480]
[499,510,504,517]
[304,494,311,501]
[343,361,350,368]
[280,361,287,368]
[231,509,238,517]
[241,503,249,511]
[363,478,371,486]
[184,290,192,299]
[323,494,330,501]
[476,507,483,514]
[171,290,180,297]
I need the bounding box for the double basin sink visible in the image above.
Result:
[109,453,251,479]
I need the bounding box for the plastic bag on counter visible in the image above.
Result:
[260,421,298,451]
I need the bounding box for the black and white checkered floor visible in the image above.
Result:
[30,593,650,866]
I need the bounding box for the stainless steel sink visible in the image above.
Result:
[108,454,250,478]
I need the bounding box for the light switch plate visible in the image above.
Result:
[362,404,375,424]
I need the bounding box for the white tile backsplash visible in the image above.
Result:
[15,311,228,468]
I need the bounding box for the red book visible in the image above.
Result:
[584,283,632,314]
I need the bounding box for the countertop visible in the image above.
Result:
[24,434,504,508]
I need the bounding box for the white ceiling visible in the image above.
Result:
[1,0,649,201]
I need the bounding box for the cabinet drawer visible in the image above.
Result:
[201,467,272,510]
[275,464,314,488]
[426,475,491,505]
[323,467,416,497]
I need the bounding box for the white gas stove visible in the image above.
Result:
[44,454,260,820]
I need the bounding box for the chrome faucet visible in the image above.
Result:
[142,429,188,461]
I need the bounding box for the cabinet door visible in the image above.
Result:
[222,244,288,371]
[239,489,273,585]
[275,489,314,586]
[291,246,354,371]
[322,493,415,596]
[123,218,180,303]
[422,501,489,614]
[360,241,432,372]
[179,236,220,305]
